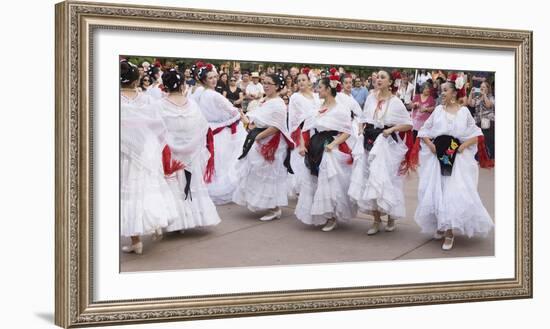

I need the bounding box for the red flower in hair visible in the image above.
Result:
[391,70,401,80]
[329,67,338,75]
[195,61,206,68]
[206,63,213,71]
[329,75,339,81]
[302,67,310,76]
[448,73,458,82]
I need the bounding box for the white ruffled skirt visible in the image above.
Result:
[232,134,290,211]
[287,148,308,197]
[207,124,247,205]
[414,142,493,238]
[120,151,178,237]
[348,134,407,219]
[164,149,221,232]
[295,148,357,226]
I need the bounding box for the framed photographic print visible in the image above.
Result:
[55,0,533,327]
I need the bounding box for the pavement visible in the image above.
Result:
[120,169,495,272]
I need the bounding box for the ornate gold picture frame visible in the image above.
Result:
[55,1,532,327]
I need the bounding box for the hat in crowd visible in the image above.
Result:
[251,72,260,78]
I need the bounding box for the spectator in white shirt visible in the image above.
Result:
[396,72,415,111]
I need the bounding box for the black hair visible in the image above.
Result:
[267,73,286,91]
[421,81,433,91]
[162,69,184,92]
[147,66,161,83]
[320,77,337,97]
[139,75,152,91]
[120,60,139,87]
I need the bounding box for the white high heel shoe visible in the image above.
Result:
[122,241,143,255]
[385,218,396,232]
[151,228,163,241]
[260,207,282,221]
[367,221,381,235]
[321,218,337,232]
[442,236,455,251]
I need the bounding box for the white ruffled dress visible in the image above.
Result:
[197,88,247,204]
[120,92,178,237]
[414,106,493,237]
[295,102,357,226]
[287,92,321,196]
[336,92,363,137]
[158,98,222,231]
[232,97,293,211]
[348,95,412,220]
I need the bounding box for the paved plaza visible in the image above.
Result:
[121,169,495,272]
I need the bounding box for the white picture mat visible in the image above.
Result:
[93,29,515,301]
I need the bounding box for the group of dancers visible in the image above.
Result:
[120,59,494,255]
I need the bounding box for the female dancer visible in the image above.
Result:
[119,60,178,254]
[157,69,221,233]
[287,70,321,196]
[348,70,413,235]
[196,63,248,204]
[233,74,294,221]
[294,75,357,232]
[188,61,206,103]
[414,81,493,250]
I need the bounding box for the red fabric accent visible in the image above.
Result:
[405,137,421,174]
[212,119,240,136]
[302,130,311,149]
[399,131,417,175]
[230,120,238,134]
[162,145,184,176]
[291,127,301,146]
[211,126,225,135]
[260,132,282,162]
[338,142,353,165]
[162,145,171,175]
[204,128,215,183]
[477,135,494,169]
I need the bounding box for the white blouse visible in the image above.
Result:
[417,105,482,142]
[359,95,412,128]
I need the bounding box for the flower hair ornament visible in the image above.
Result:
[190,60,206,80]
[275,73,286,90]
[198,63,218,82]
[328,68,342,92]
[448,73,467,98]
[301,67,311,76]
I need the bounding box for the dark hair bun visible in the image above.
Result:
[162,69,183,92]
[120,60,139,86]
[268,73,286,91]
[147,66,160,82]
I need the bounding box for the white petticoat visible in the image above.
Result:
[207,124,247,205]
[232,135,289,212]
[414,144,494,238]
[120,148,178,237]
[295,148,357,226]
[348,134,407,219]
[163,149,221,231]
